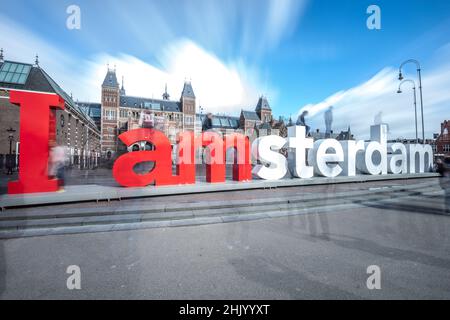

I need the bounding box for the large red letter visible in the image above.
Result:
[225,133,252,181]
[176,131,196,184]
[112,128,176,187]
[199,132,226,183]
[8,90,65,194]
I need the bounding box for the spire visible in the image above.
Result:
[102,66,119,88]
[181,80,195,99]
[162,83,170,100]
[34,54,39,67]
[0,48,4,63]
[256,95,271,112]
[120,76,126,96]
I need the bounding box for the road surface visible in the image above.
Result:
[0,178,449,299]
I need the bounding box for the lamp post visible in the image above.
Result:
[7,127,16,155]
[6,127,16,175]
[398,59,425,143]
[397,79,418,144]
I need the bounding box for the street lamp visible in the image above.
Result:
[398,59,425,144]
[397,79,418,144]
[6,127,16,175]
[6,127,16,155]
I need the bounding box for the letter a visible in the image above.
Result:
[366,265,381,290]
[367,5,381,30]
[66,265,81,290]
[66,5,81,30]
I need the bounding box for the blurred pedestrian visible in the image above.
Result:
[202,113,213,132]
[49,143,68,189]
[139,110,154,129]
[296,110,310,135]
[5,153,15,175]
[437,156,450,213]
[324,106,333,138]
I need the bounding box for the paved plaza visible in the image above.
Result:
[0,177,449,299]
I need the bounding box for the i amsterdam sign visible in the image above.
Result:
[7,90,434,195]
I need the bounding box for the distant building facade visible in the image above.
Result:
[435,120,450,156]
[97,67,286,158]
[310,127,354,141]
[99,68,197,158]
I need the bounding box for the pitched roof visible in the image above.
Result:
[255,96,271,112]
[76,102,101,118]
[120,95,181,112]
[196,114,240,129]
[102,69,119,88]
[181,81,195,98]
[241,110,260,121]
[0,60,98,130]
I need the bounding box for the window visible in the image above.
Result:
[219,118,231,127]
[185,115,194,125]
[0,62,32,84]
[212,118,221,126]
[120,109,128,118]
[103,109,116,120]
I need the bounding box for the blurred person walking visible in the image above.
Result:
[5,153,15,175]
[202,113,213,132]
[139,110,154,129]
[437,156,450,213]
[324,106,333,138]
[297,110,310,135]
[49,143,68,189]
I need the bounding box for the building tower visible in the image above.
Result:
[120,76,126,96]
[101,67,120,157]
[180,80,196,131]
[255,95,272,123]
[162,83,170,100]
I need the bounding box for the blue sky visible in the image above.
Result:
[1,0,450,139]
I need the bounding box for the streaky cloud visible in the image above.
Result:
[298,54,450,140]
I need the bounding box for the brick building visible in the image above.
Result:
[0,52,101,170]
[97,67,285,158]
[435,120,450,156]
[99,68,197,158]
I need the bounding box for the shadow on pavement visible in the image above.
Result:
[0,240,5,298]
[228,255,361,299]
[286,183,334,241]
[356,177,450,217]
[226,220,250,250]
[321,233,450,270]
[361,201,449,216]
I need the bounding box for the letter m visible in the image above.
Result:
[198,132,252,183]
[408,144,433,173]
